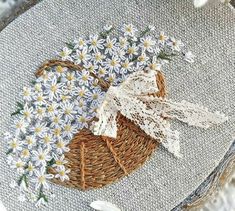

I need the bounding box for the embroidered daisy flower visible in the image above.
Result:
[55,66,67,77]
[9,138,22,153]
[86,88,103,102]
[158,31,168,45]
[20,148,31,159]
[54,139,70,154]
[74,48,91,64]
[62,71,76,84]
[27,161,36,176]
[14,118,28,134]
[74,37,87,50]
[104,55,121,72]
[84,62,99,73]
[60,102,77,121]
[11,158,25,174]
[52,127,63,138]
[76,113,89,129]
[107,73,116,84]
[58,47,72,61]
[36,71,53,84]
[184,51,195,63]
[21,104,34,121]
[168,37,184,52]
[77,70,93,86]
[127,43,139,59]
[97,67,107,77]
[103,24,113,31]
[32,166,54,190]
[33,93,47,106]
[44,76,63,100]
[47,103,59,116]
[50,114,64,128]
[63,122,77,138]
[75,99,86,111]
[118,37,128,49]
[60,94,71,102]
[122,24,137,37]
[104,36,117,55]
[55,166,70,182]
[32,147,51,167]
[147,56,162,71]
[92,52,106,64]
[121,59,134,74]
[24,135,36,150]
[34,106,46,120]
[34,83,43,93]
[140,36,156,53]
[148,25,155,31]
[116,48,126,61]
[31,122,47,137]
[88,35,105,52]
[92,78,100,87]
[52,154,68,168]
[137,52,149,67]
[40,133,55,148]
[22,87,32,101]
[75,86,87,99]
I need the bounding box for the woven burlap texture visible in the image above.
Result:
[0,0,234,210]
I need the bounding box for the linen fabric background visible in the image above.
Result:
[0,0,235,210]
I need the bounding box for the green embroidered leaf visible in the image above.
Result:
[100,27,114,39]
[6,148,13,155]
[65,42,75,49]
[11,101,24,116]
[157,52,176,61]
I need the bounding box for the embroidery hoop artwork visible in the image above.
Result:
[4,24,228,207]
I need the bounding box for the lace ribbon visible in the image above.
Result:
[92,70,228,157]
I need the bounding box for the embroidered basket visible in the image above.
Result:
[36,60,167,190]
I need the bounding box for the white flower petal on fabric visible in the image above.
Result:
[104,36,117,55]
[17,194,27,202]
[9,138,22,153]
[9,180,18,189]
[54,166,70,182]
[137,51,149,67]
[90,201,121,211]
[10,158,25,174]
[167,37,184,52]
[62,121,77,139]
[140,36,156,53]
[184,51,195,63]
[121,23,138,37]
[117,37,129,50]
[34,106,46,120]
[120,59,133,74]
[88,35,105,52]
[20,148,31,160]
[46,102,59,116]
[21,103,34,121]
[31,122,48,138]
[52,154,68,168]
[74,37,87,50]
[104,55,121,73]
[54,139,70,154]
[158,31,168,45]
[74,47,91,65]
[31,147,51,167]
[60,102,77,122]
[103,24,113,31]
[148,25,155,31]
[44,76,64,100]
[24,135,37,150]
[35,197,47,208]
[92,52,106,64]
[58,47,73,61]
[77,69,93,86]
[27,161,36,176]
[14,118,28,135]
[22,86,32,101]
[55,65,68,77]
[32,166,54,190]
[126,43,139,60]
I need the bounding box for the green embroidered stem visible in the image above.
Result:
[11,102,24,116]
[139,27,151,38]
[157,51,176,61]
[46,158,56,173]
[18,174,28,188]
[99,27,115,39]
[65,42,75,50]
[38,185,48,202]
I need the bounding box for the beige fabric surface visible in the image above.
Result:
[0,0,235,210]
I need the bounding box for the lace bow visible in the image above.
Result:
[92,70,228,157]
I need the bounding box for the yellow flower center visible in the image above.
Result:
[56,160,63,165]
[56,141,64,148]
[56,65,64,73]
[38,176,46,183]
[127,47,134,55]
[51,85,57,92]
[35,127,42,133]
[54,128,61,136]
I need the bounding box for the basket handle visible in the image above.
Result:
[35,59,166,98]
